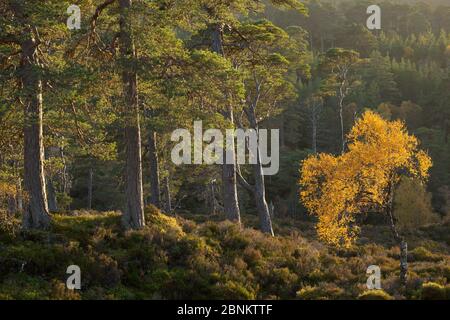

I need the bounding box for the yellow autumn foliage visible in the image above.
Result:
[299,111,432,247]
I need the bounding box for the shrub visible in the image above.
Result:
[56,193,73,212]
[144,205,184,236]
[50,280,81,300]
[358,290,393,300]
[262,267,299,298]
[1,207,449,300]
[409,247,442,262]
[214,281,256,300]
[296,283,346,300]
[421,282,446,300]
[0,274,51,300]
[0,209,19,240]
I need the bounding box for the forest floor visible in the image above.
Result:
[0,206,449,300]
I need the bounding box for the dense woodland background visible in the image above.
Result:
[0,0,449,300]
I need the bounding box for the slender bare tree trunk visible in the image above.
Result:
[16,177,23,212]
[163,175,172,213]
[312,109,318,154]
[208,180,217,215]
[44,150,57,212]
[148,131,161,208]
[59,145,68,194]
[46,177,58,212]
[7,196,16,215]
[87,168,93,210]
[387,179,408,288]
[399,240,408,286]
[119,0,145,229]
[338,94,345,154]
[21,28,51,230]
[310,98,322,154]
[211,23,241,224]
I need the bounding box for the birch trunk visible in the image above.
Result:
[399,240,408,287]
[338,94,345,154]
[387,179,408,288]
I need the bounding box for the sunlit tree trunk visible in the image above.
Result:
[21,28,51,230]
[163,175,172,213]
[247,108,274,235]
[338,91,345,154]
[119,0,145,229]
[211,23,241,224]
[387,179,408,288]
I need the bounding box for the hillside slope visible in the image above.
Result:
[0,207,449,300]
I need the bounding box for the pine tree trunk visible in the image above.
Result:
[251,149,274,235]
[148,131,161,208]
[222,146,241,223]
[248,108,274,236]
[21,28,51,230]
[211,23,241,224]
[119,0,145,229]
[87,168,93,210]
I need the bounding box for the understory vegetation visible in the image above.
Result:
[0,206,449,300]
